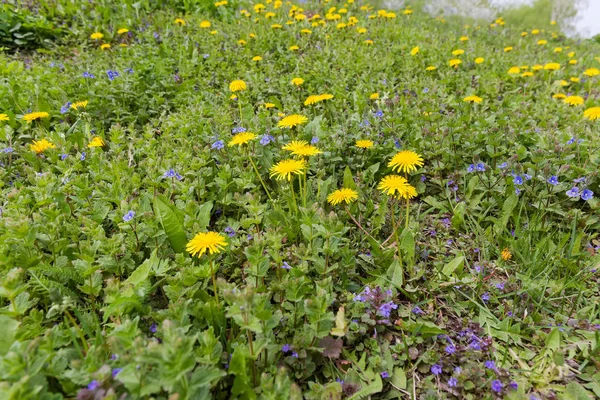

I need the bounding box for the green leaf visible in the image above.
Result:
[400,230,415,262]
[545,328,561,351]
[442,256,464,277]
[386,260,403,289]
[496,193,518,233]
[391,367,406,389]
[154,196,187,253]
[348,374,382,399]
[343,166,357,190]
[196,201,214,231]
[563,382,593,400]
[0,316,19,355]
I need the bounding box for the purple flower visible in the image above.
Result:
[232,127,247,133]
[224,226,236,237]
[106,70,120,81]
[203,54,210,59]
[60,153,68,160]
[125,68,134,74]
[495,283,505,290]
[420,175,426,182]
[581,189,593,201]
[80,152,86,161]
[484,360,496,370]
[60,102,72,114]
[82,71,96,78]
[454,366,462,374]
[374,110,384,118]
[448,377,458,387]
[491,379,503,393]
[467,164,475,173]
[281,262,291,270]
[150,323,157,333]
[291,352,298,358]
[431,364,442,375]
[2,147,14,153]
[282,344,291,352]
[513,175,523,185]
[380,371,390,378]
[524,173,532,180]
[411,306,424,315]
[476,162,486,172]
[377,301,398,318]
[311,137,319,144]
[123,210,135,222]
[164,169,183,180]
[87,380,100,390]
[445,344,456,355]
[112,368,122,378]
[212,140,225,150]
[566,187,580,198]
[509,381,518,390]
[498,162,508,169]
[573,177,586,184]
[260,134,275,145]
[547,176,559,185]
[423,88,430,93]
[481,292,490,303]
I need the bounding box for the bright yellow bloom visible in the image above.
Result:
[504,46,513,52]
[291,77,304,86]
[564,96,584,106]
[278,114,308,128]
[460,36,468,41]
[508,66,521,75]
[364,40,374,45]
[88,136,105,148]
[554,47,562,53]
[30,139,56,154]
[403,9,413,15]
[452,49,464,56]
[569,59,578,65]
[357,27,367,34]
[475,57,484,64]
[426,66,437,71]
[531,29,539,35]
[100,43,111,50]
[252,56,262,61]
[568,52,575,58]
[269,159,307,180]
[200,20,211,28]
[90,32,104,40]
[186,232,227,257]
[388,150,424,173]
[301,29,312,34]
[570,77,581,83]
[22,111,50,122]
[559,80,569,87]
[355,140,374,149]
[282,140,309,153]
[289,45,299,51]
[238,39,247,46]
[552,93,566,99]
[117,28,129,34]
[537,39,547,45]
[584,107,600,121]
[369,93,379,100]
[174,18,186,26]
[271,24,282,29]
[228,132,257,147]
[327,188,358,205]
[532,64,543,71]
[544,62,560,71]
[291,144,322,157]
[501,248,512,261]
[521,71,534,77]
[304,95,321,105]
[449,59,461,67]
[230,94,238,100]
[397,184,417,199]
[210,30,217,35]
[584,68,600,77]
[521,31,528,37]
[410,46,419,56]
[0,114,9,121]
[377,175,409,196]
[463,95,483,104]
[229,80,247,92]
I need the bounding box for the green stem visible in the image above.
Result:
[247,153,272,200]
[210,258,219,305]
[405,196,410,229]
[290,179,298,213]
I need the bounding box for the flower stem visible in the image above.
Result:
[210,258,219,305]
[405,197,410,229]
[345,206,382,248]
[247,153,272,200]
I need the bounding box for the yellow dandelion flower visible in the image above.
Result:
[569,59,578,65]
[426,66,437,71]
[397,184,417,200]
[200,21,211,29]
[508,66,521,75]
[552,93,566,99]
[463,95,483,104]
[584,68,600,77]
[0,114,9,122]
[377,175,409,196]
[238,39,247,45]
[327,188,358,205]
[460,36,468,41]
[452,49,464,56]
[117,28,129,34]
[570,77,580,83]
[543,62,560,71]
[357,27,367,34]
[282,140,309,153]
[228,132,257,147]
[230,94,238,100]
[410,46,419,56]
[304,95,320,105]
[537,39,547,45]
[583,107,600,121]
[289,45,299,51]
[403,9,413,15]
[364,39,374,45]
[210,30,217,35]
[388,150,424,173]
[532,64,543,71]
[271,24,282,29]
[504,46,513,52]
[88,136,105,148]
[521,31,528,36]
[229,80,247,92]
[90,32,104,40]
[564,96,584,106]
[568,51,575,58]
[301,29,312,34]
[355,140,374,149]
[531,29,539,35]
[264,103,275,109]
[22,111,50,122]
[270,159,307,180]
[252,56,262,61]
[291,145,322,157]
[186,231,227,257]
[174,18,186,26]
[291,77,304,86]
[475,57,484,64]
[501,248,512,261]
[369,93,379,100]
[521,71,534,77]
[449,59,462,67]
[278,114,308,128]
[30,139,56,154]
[100,43,111,50]
[554,47,562,53]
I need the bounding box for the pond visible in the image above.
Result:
[385,0,600,38]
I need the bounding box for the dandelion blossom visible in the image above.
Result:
[327,188,358,205]
[282,140,309,153]
[564,96,584,106]
[90,32,104,40]
[304,95,321,105]
[449,59,462,67]
[410,46,419,56]
[475,57,484,64]
[501,248,512,261]
[270,159,307,180]
[88,136,105,148]
[584,68,600,77]
[100,44,111,50]
[355,140,374,149]
[507,66,521,75]
[552,93,566,99]
[584,107,600,121]
[200,20,211,28]
[0,114,9,122]
[117,28,129,34]
[378,175,410,196]
[463,95,483,104]
[388,150,424,173]
[397,184,417,199]
[186,232,227,257]
[174,18,186,26]
[291,77,304,86]
[22,111,50,122]
[228,132,257,146]
[278,114,308,128]
[30,139,56,154]
[229,80,247,92]
[426,66,437,71]
[543,62,560,71]
[451,49,464,56]
[71,100,88,110]
[252,56,262,61]
[370,93,379,100]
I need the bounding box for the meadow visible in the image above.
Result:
[1,1,600,399]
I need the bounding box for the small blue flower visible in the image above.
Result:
[163,169,183,180]
[60,153,68,160]
[311,137,319,144]
[60,102,72,114]
[498,162,508,169]
[212,140,224,150]
[581,189,594,201]
[82,72,96,78]
[481,292,490,302]
[106,70,120,81]
[2,147,14,154]
[123,211,135,222]
[423,88,430,93]
[495,282,505,290]
[80,152,86,161]
[566,187,580,198]
[291,352,299,358]
[448,377,458,387]
[87,380,100,390]
[484,360,496,370]
[445,344,456,355]
[125,68,134,74]
[203,53,210,59]
[380,371,390,378]
[377,301,397,318]
[282,344,291,352]
[491,380,503,393]
[112,368,123,378]
[150,323,158,333]
[547,176,559,185]
[431,364,442,375]
[224,226,236,237]
[513,175,523,185]
[374,110,384,118]
[524,173,532,180]
[467,164,475,173]
[475,162,486,172]
[411,306,424,315]
[281,262,291,270]
[260,134,275,145]
[509,381,518,390]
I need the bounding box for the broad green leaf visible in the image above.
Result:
[0,316,19,355]
[442,256,464,277]
[330,306,347,337]
[154,196,187,253]
[196,201,214,231]
[343,166,357,190]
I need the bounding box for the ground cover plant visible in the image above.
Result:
[1,0,600,399]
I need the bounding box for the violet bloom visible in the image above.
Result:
[566,187,580,198]
[150,323,157,333]
[164,169,183,180]
[291,352,298,358]
[484,360,496,370]
[123,210,135,222]
[581,189,593,201]
[112,368,122,378]
[224,226,236,237]
[377,301,398,318]
[547,176,559,185]
[448,377,458,387]
[380,371,390,378]
[281,262,291,270]
[431,364,442,375]
[87,380,100,390]
[212,140,225,150]
[444,344,456,355]
[282,344,291,352]
[475,162,485,172]
[311,137,319,144]
[260,134,274,145]
[411,306,424,315]
[491,380,503,393]
[513,175,523,185]
[481,292,490,303]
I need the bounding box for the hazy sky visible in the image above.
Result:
[578,1,600,37]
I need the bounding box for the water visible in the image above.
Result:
[385,0,600,38]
